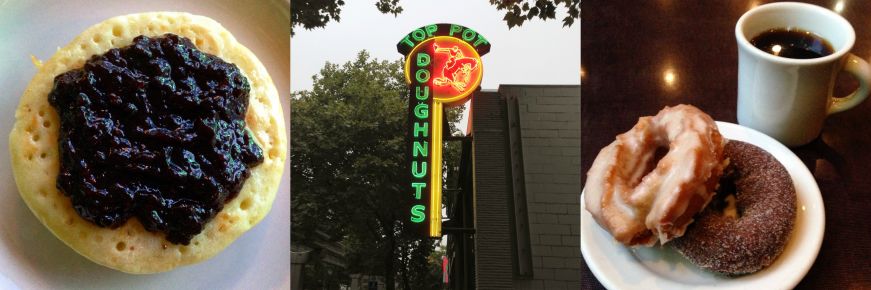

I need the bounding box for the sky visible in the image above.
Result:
[291,0,581,92]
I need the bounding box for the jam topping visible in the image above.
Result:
[48,34,263,244]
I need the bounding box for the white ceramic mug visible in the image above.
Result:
[736,2,871,146]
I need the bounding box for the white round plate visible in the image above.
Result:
[581,121,825,290]
[0,1,289,289]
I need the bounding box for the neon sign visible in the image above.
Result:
[397,24,490,237]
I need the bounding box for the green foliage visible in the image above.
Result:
[424,246,447,288]
[291,0,580,34]
[292,51,405,229]
[491,0,581,28]
[292,51,463,289]
[291,0,345,35]
[290,0,402,35]
[301,253,349,290]
[375,0,403,16]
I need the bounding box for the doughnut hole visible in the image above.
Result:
[650,146,668,169]
[634,145,669,186]
[708,168,743,218]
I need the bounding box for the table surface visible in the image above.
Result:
[581,1,871,289]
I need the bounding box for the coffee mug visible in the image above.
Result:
[736,2,871,146]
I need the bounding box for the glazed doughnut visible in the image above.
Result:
[584,105,725,246]
[672,140,796,275]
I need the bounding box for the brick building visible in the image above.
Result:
[444,84,580,289]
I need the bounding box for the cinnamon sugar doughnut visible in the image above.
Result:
[584,105,726,246]
[672,140,796,275]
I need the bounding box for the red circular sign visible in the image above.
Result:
[404,36,483,106]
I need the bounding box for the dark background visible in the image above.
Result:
[581,1,871,289]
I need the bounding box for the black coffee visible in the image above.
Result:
[750,28,834,59]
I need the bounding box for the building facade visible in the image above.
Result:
[446,84,581,289]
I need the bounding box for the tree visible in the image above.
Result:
[292,51,463,290]
[291,0,580,34]
[491,0,581,28]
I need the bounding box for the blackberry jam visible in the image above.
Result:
[48,34,263,245]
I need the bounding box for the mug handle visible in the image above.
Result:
[829,53,871,115]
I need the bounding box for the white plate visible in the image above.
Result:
[0,1,289,289]
[581,121,825,290]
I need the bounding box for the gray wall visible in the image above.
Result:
[471,85,580,290]
[508,85,581,290]
[472,90,516,289]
